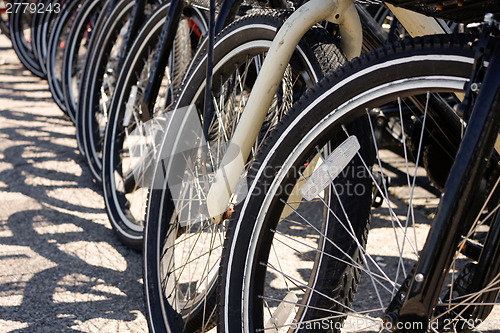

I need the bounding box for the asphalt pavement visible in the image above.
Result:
[0,34,148,332]
[1,29,500,333]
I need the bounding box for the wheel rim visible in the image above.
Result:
[108,13,207,235]
[237,76,500,332]
[152,26,328,329]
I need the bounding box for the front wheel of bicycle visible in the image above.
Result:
[61,0,105,123]
[143,11,345,333]
[46,0,84,115]
[101,1,207,250]
[77,0,143,172]
[220,34,500,333]
[9,0,44,78]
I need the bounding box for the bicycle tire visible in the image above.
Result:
[218,34,500,332]
[76,0,136,157]
[46,0,84,115]
[101,1,208,249]
[143,11,345,332]
[35,0,61,77]
[9,0,45,78]
[29,0,42,70]
[77,0,163,171]
[61,0,105,123]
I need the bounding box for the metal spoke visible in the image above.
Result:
[272,228,396,294]
[263,261,356,314]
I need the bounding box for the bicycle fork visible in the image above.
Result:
[394,20,500,332]
[205,0,363,219]
[204,0,449,220]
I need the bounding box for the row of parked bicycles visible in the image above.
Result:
[2,0,500,331]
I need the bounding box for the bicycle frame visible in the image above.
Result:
[115,0,148,73]
[140,0,243,118]
[396,31,500,330]
[205,0,449,219]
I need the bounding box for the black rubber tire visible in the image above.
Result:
[46,0,84,115]
[9,0,45,78]
[219,34,478,333]
[143,11,345,333]
[101,1,206,249]
[35,0,62,77]
[76,0,160,172]
[76,0,136,157]
[75,0,164,158]
[29,0,42,70]
[61,0,105,123]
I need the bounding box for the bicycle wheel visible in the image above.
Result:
[101,1,208,249]
[77,0,162,173]
[29,0,42,68]
[9,0,44,78]
[75,0,129,157]
[61,0,106,123]
[220,34,500,332]
[35,0,61,77]
[47,0,84,115]
[143,11,344,332]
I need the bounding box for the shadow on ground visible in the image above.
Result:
[0,36,147,332]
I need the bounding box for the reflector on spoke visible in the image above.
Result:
[301,136,360,201]
[265,292,298,332]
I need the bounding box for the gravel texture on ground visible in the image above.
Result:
[0,34,148,332]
